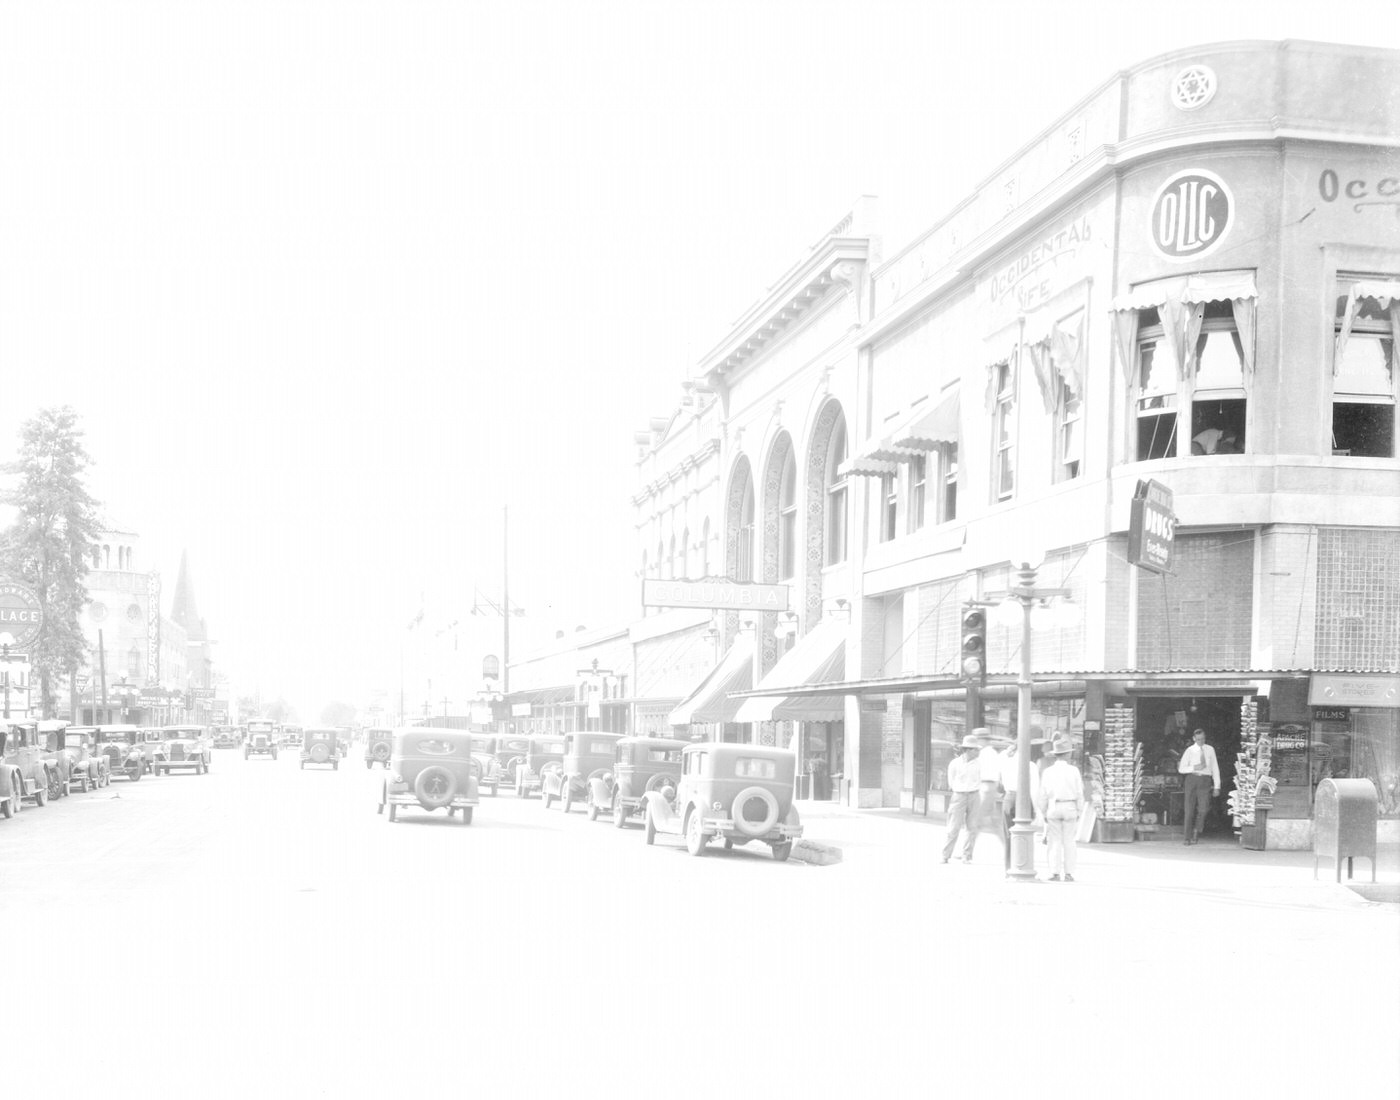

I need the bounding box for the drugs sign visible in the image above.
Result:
[1128,479,1176,574]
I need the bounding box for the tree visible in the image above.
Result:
[320,700,357,727]
[0,407,102,718]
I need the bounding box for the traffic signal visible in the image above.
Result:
[960,604,987,685]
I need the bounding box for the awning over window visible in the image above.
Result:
[1111,271,1258,391]
[733,617,848,723]
[846,389,959,473]
[1335,279,1400,377]
[1110,271,1257,312]
[836,455,899,480]
[668,630,755,726]
[507,684,576,707]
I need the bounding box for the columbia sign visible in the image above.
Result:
[1150,169,1232,261]
[0,580,43,649]
[642,578,790,612]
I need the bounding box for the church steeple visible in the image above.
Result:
[170,550,206,643]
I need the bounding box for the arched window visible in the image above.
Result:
[778,451,797,581]
[668,535,676,580]
[701,518,710,578]
[737,479,755,582]
[658,542,666,579]
[825,419,848,565]
[641,550,648,579]
[680,528,690,580]
[102,545,110,568]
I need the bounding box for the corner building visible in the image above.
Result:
[656,40,1399,848]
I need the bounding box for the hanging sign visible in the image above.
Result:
[0,581,43,649]
[1127,479,1176,574]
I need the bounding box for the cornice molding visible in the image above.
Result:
[631,438,721,506]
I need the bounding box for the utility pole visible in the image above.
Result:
[502,504,510,695]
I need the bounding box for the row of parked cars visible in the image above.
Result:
[0,720,215,819]
[370,725,803,860]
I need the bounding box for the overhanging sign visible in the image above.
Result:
[0,581,43,649]
[642,579,790,611]
[1127,479,1176,574]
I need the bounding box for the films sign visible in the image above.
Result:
[1127,479,1176,574]
[1150,169,1233,261]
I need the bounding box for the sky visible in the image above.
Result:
[0,0,1393,720]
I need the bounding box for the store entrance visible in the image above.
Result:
[1135,694,1245,839]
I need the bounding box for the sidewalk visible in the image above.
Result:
[793,796,1400,902]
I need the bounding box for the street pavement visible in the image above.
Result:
[2,750,1395,1099]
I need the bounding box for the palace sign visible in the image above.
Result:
[1127,479,1176,574]
[0,581,43,649]
[642,579,790,612]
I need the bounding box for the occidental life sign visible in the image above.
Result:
[1150,168,1233,262]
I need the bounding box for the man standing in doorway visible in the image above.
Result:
[942,734,982,864]
[1178,728,1220,844]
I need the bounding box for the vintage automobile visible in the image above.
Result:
[466,734,502,796]
[134,729,167,775]
[211,726,240,748]
[0,752,17,818]
[541,731,623,813]
[514,734,566,798]
[95,725,148,780]
[299,727,342,770]
[157,725,212,775]
[280,724,304,748]
[363,727,393,769]
[494,734,531,789]
[39,720,107,795]
[377,727,480,824]
[51,726,110,790]
[2,723,53,807]
[244,721,278,760]
[586,736,687,826]
[642,743,802,861]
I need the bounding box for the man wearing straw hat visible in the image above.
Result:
[1036,736,1085,882]
[941,733,984,864]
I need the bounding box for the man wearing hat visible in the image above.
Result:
[1035,736,1085,881]
[941,733,984,863]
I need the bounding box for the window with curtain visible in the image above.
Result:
[825,419,848,565]
[1188,301,1247,455]
[908,455,926,532]
[993,360,1016,500]
[778,452,797,580]
[1333,275,1398,458]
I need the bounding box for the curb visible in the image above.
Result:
[792,838,844,865]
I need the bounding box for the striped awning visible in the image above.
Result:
[734,617,848,723]
[668,630,755,726]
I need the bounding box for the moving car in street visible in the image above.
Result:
[377,727,480,824]
[467,734,502,796]
[494,734,531,789]
[280,724,303,749]
[2,723,52,808]
[245,720,278,759]
[586,735,687,826]
[299,727,342,770]
[157,725,213,775]
[643,743,803,862]
[514,734,565,798]
[95,725,147,780]
[541,731,622,813]
[363,727,393,769]
[212,726,240,748]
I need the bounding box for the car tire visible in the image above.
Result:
[613,798,627,829]
[48,770,63,801]
[461,807,473,826]
[561,785,573,814]
[365,760,372,770]
[644,773,675,795]
[414,766,458,810]
[35,782,48,807]
[644,806,656,846]
[771,841,793,862]
[387,803,397,822]
[731,786,781,838]
[685,808,707,857]
[587,796,599,822]
[0,795,10,819]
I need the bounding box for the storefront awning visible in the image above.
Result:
[507,684,577,707]
[848,388,960,471]
[668,630,755,726]
[1111,271,1258,312]
[734,617,848,723]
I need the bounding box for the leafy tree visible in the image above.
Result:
[320,700,357,727]
[264,697,295,723]
[0,407,101,717]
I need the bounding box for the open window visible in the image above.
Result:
[1332,277,1398,458]
[992,360,1016,500]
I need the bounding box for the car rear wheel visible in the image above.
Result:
[561,784,574,814]
[34,782,48,807]
[732,786,781,838]
[685,809,707,857]
[387,803,397,822]
[586,795,599,822]
[414,766,458,810]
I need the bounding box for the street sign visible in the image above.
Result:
[0,580,43,649]
[1127,479,1176,574]
[642,578,790,611]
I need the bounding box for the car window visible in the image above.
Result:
[735,757,777,780]
[645,749,679,763]
[415,739,458,756]
[540,742,564,754]
[43,733,61,751]
[686,751,705,776]
[588,741,615,755]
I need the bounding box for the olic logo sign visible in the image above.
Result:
[1150,169,1233,262]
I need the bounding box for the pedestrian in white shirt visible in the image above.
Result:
[999,740,1040,872]
[1035,737,1084,882]
[1177,728,1221,844]
[942,734,982,864]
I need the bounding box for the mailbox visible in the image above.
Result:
[1312,778,1378,883]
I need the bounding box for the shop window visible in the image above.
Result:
[825,420,848,566]
[778,451,797,581]
[908,455,926,532]
[992,360,1016,500]
[1332,276,1398,458]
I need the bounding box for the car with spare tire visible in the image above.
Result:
[377,727,480,824]
[541,731,622,813]
[300,727,342,770]
[587,735,687,827]
[642,743,802,861]
[363,727,393,769]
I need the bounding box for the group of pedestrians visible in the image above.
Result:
[941,727,1085,882]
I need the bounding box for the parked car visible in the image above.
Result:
[0,752,17,818]
[95,725,147,780]
[494,734,531,789]
[515,734,566,798]
[39,720,107,795]
[466,735,502,796]
[377,727,480,824]
[157,725,212,775]
[300,727,342,770]
[587,736,687,826]
[2,723,52,808]
[244,722,278,760]
[135,729,166,775]
[53,726,110,789]
[541,732,623,813]
[363,727,393,769]
[642,743,802,861]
